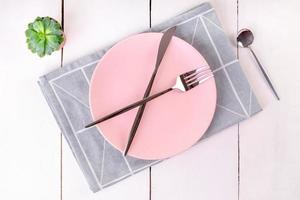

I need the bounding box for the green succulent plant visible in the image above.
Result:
[25,17,64,57]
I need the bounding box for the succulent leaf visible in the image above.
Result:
[32,20,45,33]
[25,29,37,38]
[25,17,64,57]
[46,35,61,49]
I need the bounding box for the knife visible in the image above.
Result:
[123,26,177,156]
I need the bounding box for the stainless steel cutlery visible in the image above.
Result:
[124,27,177,156]
[85,65,213,128]
[237,28,280,100]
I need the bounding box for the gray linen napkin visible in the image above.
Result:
[38,2,261,192]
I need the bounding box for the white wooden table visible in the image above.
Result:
[1,0,300,199]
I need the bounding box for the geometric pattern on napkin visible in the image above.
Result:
[39,2,261,192]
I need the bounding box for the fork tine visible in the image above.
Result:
[184,68,211,83]
[187,72,213,87]
[185,67,212,83]
[183,65,209,80]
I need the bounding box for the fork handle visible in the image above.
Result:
[85,88,173,128]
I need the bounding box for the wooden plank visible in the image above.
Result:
[0,1,61,200]
[238,0,300,199]
[151,126,238,200]
[151,0,237,38]
[151,0,239,199]
[61,0,150,199]
[62,0,150,64]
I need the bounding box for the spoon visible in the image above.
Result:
[237,28,280,100]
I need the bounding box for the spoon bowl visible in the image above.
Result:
[237,28,254,48]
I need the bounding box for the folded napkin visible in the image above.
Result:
[39,2,261,192]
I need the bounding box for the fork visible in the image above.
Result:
[85,65,213,128]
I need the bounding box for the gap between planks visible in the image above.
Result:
[149,0,152,200]
[236,0,240,199]
[60,0,64,200]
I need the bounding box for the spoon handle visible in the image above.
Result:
[249,47,280,100]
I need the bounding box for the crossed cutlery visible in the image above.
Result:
[85,65,213,128]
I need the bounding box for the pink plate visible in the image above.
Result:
[90,33,217,160]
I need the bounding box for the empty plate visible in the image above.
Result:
[90,33,217,160]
